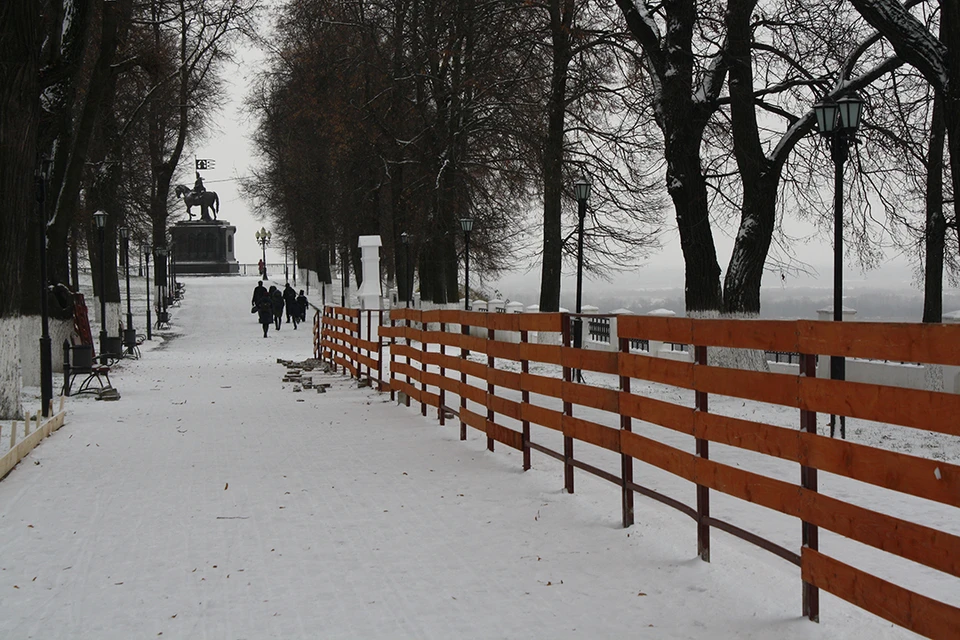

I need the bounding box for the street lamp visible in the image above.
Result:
[36,158,53,416]
[573,179,592,383]
[460,217,474,311]
[256,227,271,279]
[93,210,109,364]
[284,242,289,284]
[142,244,152,340]
[119,227,136,355]
[813,93,863,440]
[154,245,168,328]
[401,232,412,308]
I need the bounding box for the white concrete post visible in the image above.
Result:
[357,236,383,310]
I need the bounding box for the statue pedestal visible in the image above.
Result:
[170,220,239,274]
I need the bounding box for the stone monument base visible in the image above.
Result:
[170,220,240,275]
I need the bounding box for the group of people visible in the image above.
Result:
[251,281,308,338]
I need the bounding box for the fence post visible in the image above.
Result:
[487,324,495,452]
[421,313,428,417]
[366,310,372,383]
[562,314,574,494]
[405,313,412,407]
[354,309,362,380]
[460,313,468,441]
[800,352,820,622]
[389,314,396,401]
[521,328,531,471]
[439,321,446,425]
[619,336,634,528]
[695,344,710,562]
[377,309,384,391]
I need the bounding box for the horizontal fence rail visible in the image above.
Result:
[318,308,960,639]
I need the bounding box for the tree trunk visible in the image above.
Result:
[721,0,777,315]
[0,0,41,418]
[537,0,573,313]
[923,95,946,323]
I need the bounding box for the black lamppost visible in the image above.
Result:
[154,245,168,327]
[256,227,271,279]
[401,232,411,308]
[93,210,109,364]
[813,93,863,440]
[573,179,591,383]
[119,227,136,355]
[460,217,474,311]
[143,244,152,340]
[169,240,176,301]
[284,242,289,283]
[36,159,53,416]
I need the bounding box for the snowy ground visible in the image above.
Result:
[0,276,930,638]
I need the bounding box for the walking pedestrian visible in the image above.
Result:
[257,296,273,337]
[296,290,308,323]
[251,280,268,308]
[258,258,265,278]
[270,286,284,330]
[283,283,298,324]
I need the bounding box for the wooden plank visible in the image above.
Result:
[422,309,442,323]
[486,313,521,332]
[462,335,488,354]
[691,319,798,352]
[392,343,419,361]
[487,420,524,450]
[798,320,960,366]
[422,390,441,408]
[356,353,377,371]
[562,415,621,453]
[620,431,696,481]
[393,361,421,381]
[799,377,960,437]
[488,394,523,421]
[488,368,521,391]
[487,340,521,361]
[620,431,960,578]
[802,548,960,640]
[519,343,562,365]
[459,358,489,382]
[437,309,462,324]
[694,366,801,408]
[356,337,379,352]
[393,379,420,402]
[521,403,563,431]
[619,353,695,389]
[520,372,563,399]
[459,382,487,406]
[619,393,696,435]
[460,407,487,432]
[562,382,619,414]
[518,313,563,332]
[617,315,693,343]
[560,348,619,375]
[695,411,960,509]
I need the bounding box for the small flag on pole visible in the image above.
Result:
[195,158,216,170]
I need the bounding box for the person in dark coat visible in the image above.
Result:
[257,296,274,337]
[296,290,308,323]
[270,286,284,330]
[283,283,299,327]
[251,281,268,307]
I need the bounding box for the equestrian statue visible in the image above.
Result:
[175,173,220,221]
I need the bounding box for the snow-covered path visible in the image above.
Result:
[0,277,913,639]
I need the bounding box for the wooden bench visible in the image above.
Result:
[62,341,112,396]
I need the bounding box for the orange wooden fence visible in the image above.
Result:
[318,306,960,638]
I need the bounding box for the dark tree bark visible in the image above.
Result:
[538,0,574,312]
[616,0,726,313]
[849,0,960,314]
[923,95,946,323]
[45,0,125,288]
[0,0,41,319]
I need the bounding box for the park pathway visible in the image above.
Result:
[0,277,910,639]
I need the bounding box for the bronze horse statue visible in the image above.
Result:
[175,184,220,221]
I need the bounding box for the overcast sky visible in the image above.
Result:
[190,50,954,307]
